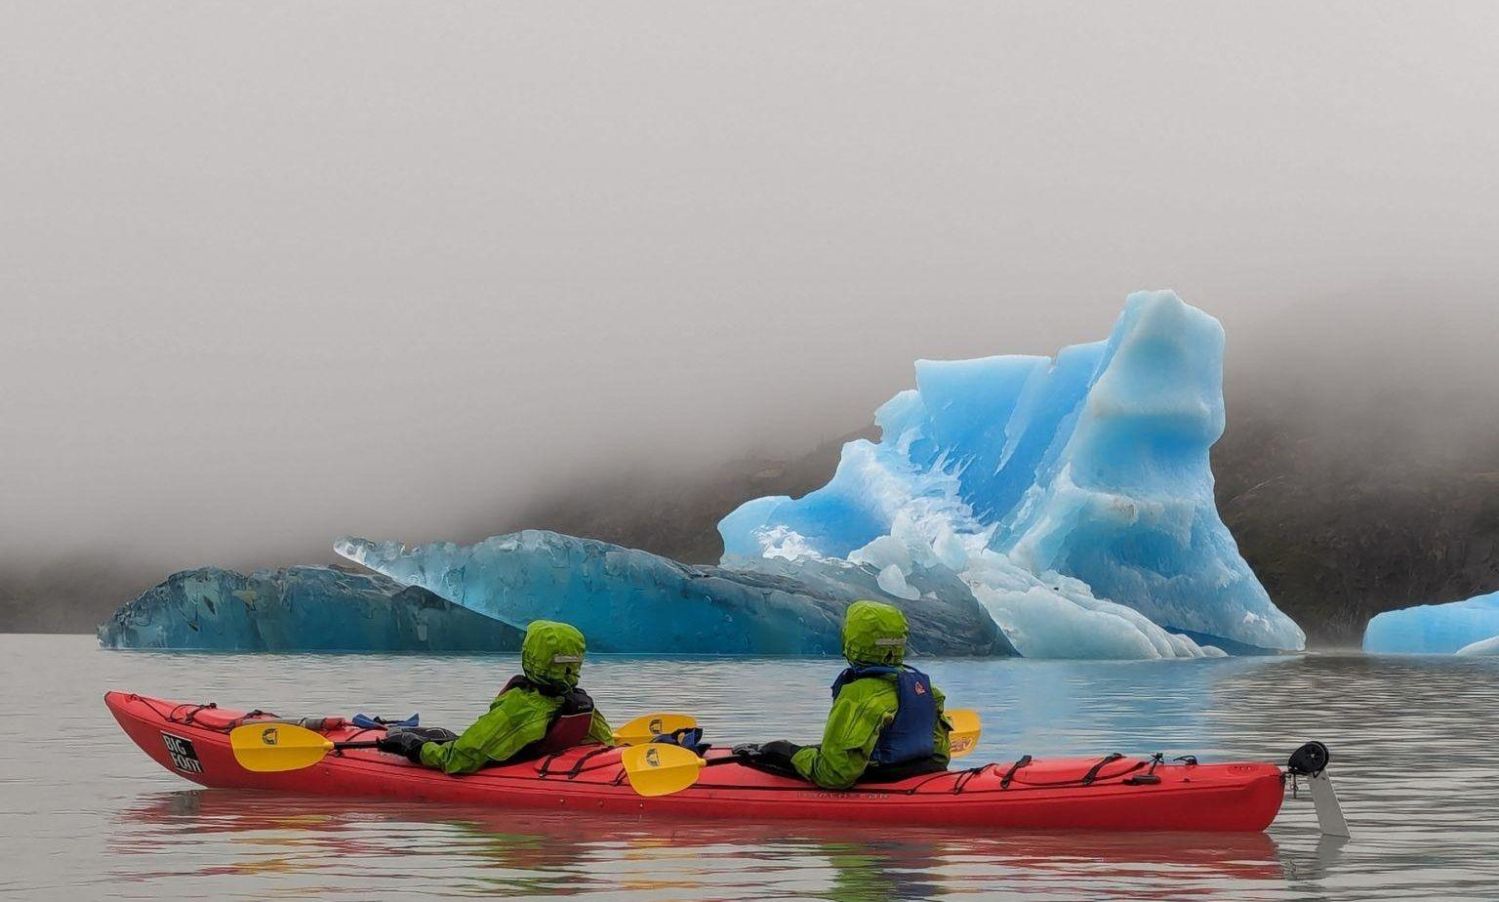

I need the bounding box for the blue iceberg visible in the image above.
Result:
[1363,589,1499,655]
[335,531,1012,656]
[336,291,1295,660]
[98,566,523,651]
[720,291,1303,658]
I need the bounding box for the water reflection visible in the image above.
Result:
[928,654,1300,761]
[9,638,1499,898]
[115,790,1286,899]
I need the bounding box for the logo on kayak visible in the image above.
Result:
[160,732,204,774]
[260,727,278,746]
[645,748,661,768]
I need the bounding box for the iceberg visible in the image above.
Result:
[1457,635,1499,657]
[325,291,1293,660]
[98,566,523,652]
[336,530,1013,657]
[719,290,1302,658]
[1363,589,1499,655]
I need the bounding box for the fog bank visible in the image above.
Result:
[4,2,1497,598]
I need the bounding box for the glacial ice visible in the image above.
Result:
[94,293,1297,659]
[1457,635,1499,657]
[324,291,1293,660]
[719,291,1303,658]
[336,530,1013,657]
[1362,589,1499,655]
[98,566,523,651]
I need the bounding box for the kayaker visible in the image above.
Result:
[740,600,951,789]
[375,620,614,774]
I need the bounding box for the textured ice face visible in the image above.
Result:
[336,530,1013,657]
[97,566,523,651]
[1363,590,1499,655]
[718,291,1304,658]
[330,291,1297,660]
[1457,635,1499,657]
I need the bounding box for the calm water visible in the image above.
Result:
[4,635,1499,900]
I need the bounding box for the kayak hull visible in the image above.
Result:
[105,691,1286,832]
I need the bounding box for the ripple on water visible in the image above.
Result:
[3,636,1499,899]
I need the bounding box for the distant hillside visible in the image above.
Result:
[0,431,873,635]
[0,555,165,635]
[7,406,1498,647]
[501,408,1499,647]
[1212,399,1499,645]
[493,428,877,565]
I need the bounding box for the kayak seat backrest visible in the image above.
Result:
[532,709,594,755]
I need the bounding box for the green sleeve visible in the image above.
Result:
[789,680,896,790]
[418,691,560,775]
[585,709,615,746]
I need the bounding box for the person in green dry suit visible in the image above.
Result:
[737,600,952,789]
[375,620,614,774]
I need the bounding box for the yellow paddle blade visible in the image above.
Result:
[230,722,335,773]
[621,742,706,797]
[946,708,982,759]
[612,712,698,746]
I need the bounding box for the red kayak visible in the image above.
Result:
[107,691,1290,832]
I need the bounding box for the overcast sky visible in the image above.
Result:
[3,2,1497,570]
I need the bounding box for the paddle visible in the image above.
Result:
[230,722,379,773]
[947,708,982,759]
[231,710,698,774]
[621,742,717,796]
[233,708,980,782]
[612,712,697,746]
[621,708,984,797]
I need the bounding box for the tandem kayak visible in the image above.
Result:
[106,691,1309,833]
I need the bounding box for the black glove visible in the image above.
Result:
[758,740,805,766]
[376,731,426,762]
[377,727,458,763]
[731,741,804,764]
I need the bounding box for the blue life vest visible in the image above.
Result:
[830,665,937,767]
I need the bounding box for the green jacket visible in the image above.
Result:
[418,686,614,775]
[790,674,950,790]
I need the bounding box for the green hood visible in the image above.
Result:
[841,600,909,666]
[520,620,586,689]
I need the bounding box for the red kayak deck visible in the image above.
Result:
[105,691,1286,832]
